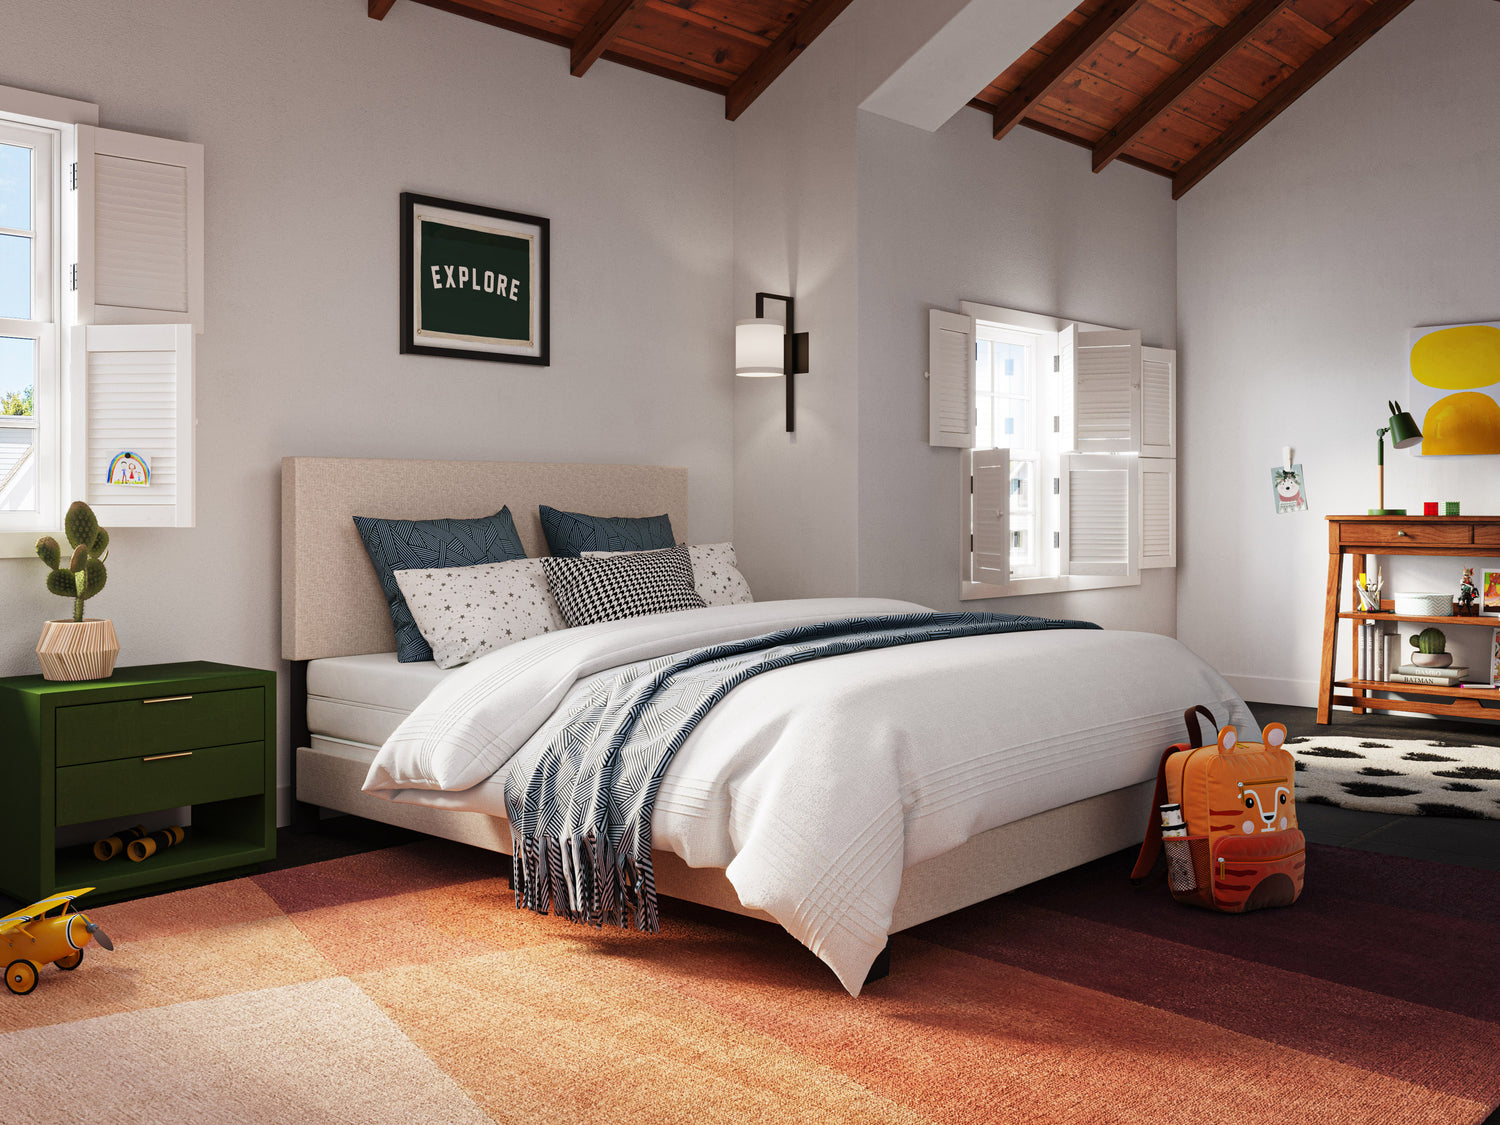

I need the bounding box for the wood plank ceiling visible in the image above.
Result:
[371,0,1421,196]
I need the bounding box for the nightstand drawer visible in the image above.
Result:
[55,740,265,825]
[55,687,264,766]
[1339,522,1473,548]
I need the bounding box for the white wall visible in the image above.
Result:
[1,0,735,806]
[1177,0,1500,704]
[856,109,1180,629]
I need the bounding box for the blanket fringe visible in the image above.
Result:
[510,828,659,933]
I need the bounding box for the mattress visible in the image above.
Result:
[306,652,452,745]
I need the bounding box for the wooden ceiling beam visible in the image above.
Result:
[368,0,398,18]
[405,0,571,47]
[1171,0,1419,196]
[571,0,649,78]
[725,0,858,122]
[991,0,1151,141]
[1092,0,1288,173]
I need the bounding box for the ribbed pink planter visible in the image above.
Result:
[36,619,119,681]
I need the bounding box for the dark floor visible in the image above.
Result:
[1250,699,1500,873]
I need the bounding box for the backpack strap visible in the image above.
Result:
[1182,704,1218,750]
[1130,742,1189,884]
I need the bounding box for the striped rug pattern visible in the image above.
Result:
[1,838,1496,1124]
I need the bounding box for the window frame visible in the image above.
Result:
[0,118,60,532]
[957,301,1141,602]
[0,85,97,555]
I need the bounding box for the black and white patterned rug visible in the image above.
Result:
[1289,735,1500,819]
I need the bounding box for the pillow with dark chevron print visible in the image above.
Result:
[538,505,675,559]
[542,546,705,627]
[353,508,527,662]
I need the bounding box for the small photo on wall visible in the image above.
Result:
[1482,569,1500,615]
[1272,464,1307,514]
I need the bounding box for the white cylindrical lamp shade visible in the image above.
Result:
[735,319,785,377]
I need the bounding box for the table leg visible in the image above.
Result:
[1317,548,1342,724]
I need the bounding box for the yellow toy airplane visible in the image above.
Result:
[1,888,114,995]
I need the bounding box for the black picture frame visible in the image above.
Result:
[400,192,550,365]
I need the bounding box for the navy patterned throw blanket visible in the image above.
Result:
[503,611,1099,932]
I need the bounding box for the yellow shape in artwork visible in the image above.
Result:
[1422,391,1500,455]
[1409,324,1500,389]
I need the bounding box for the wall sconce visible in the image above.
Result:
[736,291,809,433]
[1370,399,1423,515]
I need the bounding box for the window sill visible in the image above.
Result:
[0,529,52,559]
[961,573,1141,601]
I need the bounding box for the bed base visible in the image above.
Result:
[296,736,1153,935]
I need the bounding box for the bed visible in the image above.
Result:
[281,456,1253,994]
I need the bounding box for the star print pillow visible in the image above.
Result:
[393,558,566,669]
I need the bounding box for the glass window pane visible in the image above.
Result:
[0,143,30,231]
[1010,460,1032,511]
[995,342,1027,397]
[974,338,992,395]
[0,233,31,319]
[0,336,34,414]
[1010,518,1034,568]
[0,336,37,513]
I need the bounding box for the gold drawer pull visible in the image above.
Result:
[1396,530,1410,537]
[143,751,193,762]
[143,695,193,704]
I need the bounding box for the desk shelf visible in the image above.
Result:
[1319,515,1500,725]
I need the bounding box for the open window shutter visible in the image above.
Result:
[1139,457,1176,568]
[1059,453,1138,577]
[969,447,1010,584]
[73,125,204,331]
[1072,329,1140,453]
[1054,323,1076,453]
[1141,346,1175,458]
[68,323,194,527]
[929,309,976,448]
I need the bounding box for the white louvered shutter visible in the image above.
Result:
[73,125,204,331]
[1139,457,1176,569]
[1141,346,1175,458]
[970,448,1010,585]
[929,309,976,448]
[1072,329,1140,454]
[1059,453,1138,577]
[68,323,194,527]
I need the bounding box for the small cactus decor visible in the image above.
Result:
[1409,628,1447,655]
[36,501,110,623]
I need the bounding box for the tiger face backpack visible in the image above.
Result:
[1131,705,1306,913]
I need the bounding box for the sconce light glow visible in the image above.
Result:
[735,319,785,377]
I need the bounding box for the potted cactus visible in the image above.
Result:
[1408,627,1451,668]
[34,501,118,681]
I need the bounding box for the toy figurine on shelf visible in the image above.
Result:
[1457,568,1479,616]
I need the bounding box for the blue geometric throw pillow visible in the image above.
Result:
[538,505,675,559]
[353,508,527,662]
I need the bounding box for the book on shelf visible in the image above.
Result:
[1389,671,1471,687]
[1394,663,1468,680]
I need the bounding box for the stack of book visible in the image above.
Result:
[1388,663,1469,687]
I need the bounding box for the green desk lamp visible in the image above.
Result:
[1370,400,1422,515]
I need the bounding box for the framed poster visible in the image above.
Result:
[1406,321,1500,456]
[400,193,549,365]
[1482,569,1500,615]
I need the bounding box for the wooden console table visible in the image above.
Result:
[1318,515,1500,725]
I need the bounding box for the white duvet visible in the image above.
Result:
[364,598,1252,994]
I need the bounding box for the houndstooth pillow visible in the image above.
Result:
[583,542,752,607]
[543,546,706,627]
[394,558,566,669]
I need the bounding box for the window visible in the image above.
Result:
[0,83,203,549]
[0,119,57,525]
[928,302,1176,599]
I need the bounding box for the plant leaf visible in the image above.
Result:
[35,536,60,569]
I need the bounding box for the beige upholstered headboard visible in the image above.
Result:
[281,457,688,661]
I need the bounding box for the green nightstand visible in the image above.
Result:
[0,662,276,904]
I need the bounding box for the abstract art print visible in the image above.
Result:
[1407,321,1500,456]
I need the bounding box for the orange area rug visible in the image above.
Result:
[2,838,1498,1124]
